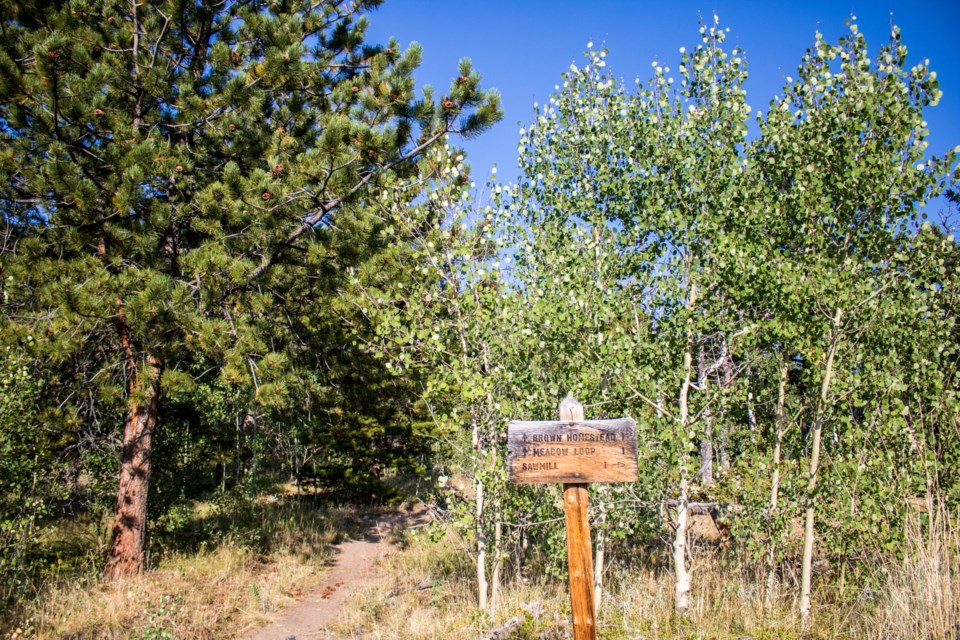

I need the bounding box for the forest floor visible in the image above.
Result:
[243,507,430,640]
[7,495,955,639]
[7,498,424,639]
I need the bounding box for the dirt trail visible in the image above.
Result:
[244,510,423,640]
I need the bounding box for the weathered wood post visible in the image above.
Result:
[507,393,637,640]
[559,395,595,639]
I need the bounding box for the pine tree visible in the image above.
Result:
[0,0,500,578]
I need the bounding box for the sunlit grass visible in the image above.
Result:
[5,498,358,639]
[5,497,955,640]
[327,506,959,640]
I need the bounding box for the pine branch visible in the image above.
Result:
[246,126,450,283]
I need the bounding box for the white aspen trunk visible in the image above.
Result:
[472,410,489,612]
[673,478,691,613]
[593,499,607,617]
[491,509,502,611]
[481,346,500,611]
[698,346,713,484]
[475,474,488,612]
[293,435,301,502]
[516,530,527,583]
[746,386,757,432]
[800,309,842,625]
[489,435,501,611]
[673,280,696,614]
[720,341,734,471]
[235,413,242,485]
[245,412,258,488]
[765,360,788,611]
[699,437,714,484]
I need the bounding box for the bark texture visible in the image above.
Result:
[104,351,161,579]
[559,394,596,639]
[563,483,596,640]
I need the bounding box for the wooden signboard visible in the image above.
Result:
[506,394,638,640]
[507,418,638,484]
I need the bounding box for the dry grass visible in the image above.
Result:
[16,544,312,639]
[4,500,357,640]
[329,532,569,639]
[326,505,959,640]
[869,500,960,640]
[6,498,956,639]
[326,534,804,640]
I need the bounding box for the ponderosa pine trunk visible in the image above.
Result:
[103,351,161,579]
[103,302,162,579]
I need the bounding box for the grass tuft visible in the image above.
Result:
[5,496,956,639]
[325,503,959,640]
[869,499,959,640]
[4,498,356,639]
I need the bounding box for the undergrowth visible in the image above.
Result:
[2,494,363,639]
[4,497,956,639]
[327,506,959,640]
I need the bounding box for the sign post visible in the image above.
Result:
[507,394,637,640]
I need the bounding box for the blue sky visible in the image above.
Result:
[367,0,960,202]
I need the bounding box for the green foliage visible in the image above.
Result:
[0,0,501,589]
[0,0,956,621]
[0,346,66,607]
[0,0,500,422]
[364,16,959,614]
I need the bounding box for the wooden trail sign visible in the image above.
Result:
[506,394,638,640]
[507,419,638,484]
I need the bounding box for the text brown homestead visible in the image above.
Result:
[521,461,559,471]
[566,432,617,442]
[529,433,563,443]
